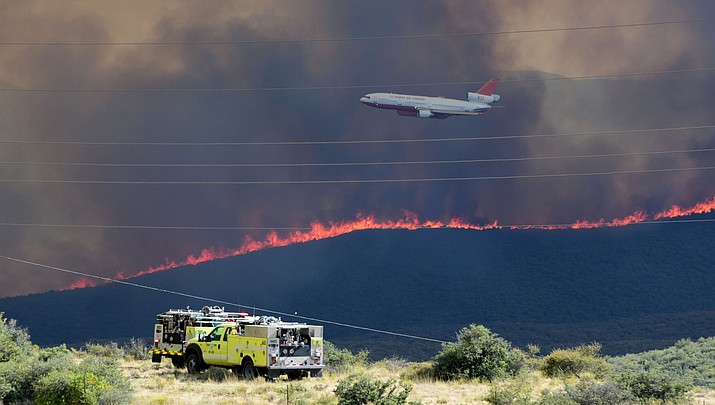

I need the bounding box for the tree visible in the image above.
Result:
[432,324,522,381]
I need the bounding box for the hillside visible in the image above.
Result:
[1,220,714,359]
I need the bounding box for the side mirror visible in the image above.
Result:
[198,331,207,342]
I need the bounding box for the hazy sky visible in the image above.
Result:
[2,1,715,297]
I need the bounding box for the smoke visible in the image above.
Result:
[1,1,714,297]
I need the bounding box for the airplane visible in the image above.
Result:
[360,78,501,119]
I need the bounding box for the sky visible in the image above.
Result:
[1,0,715,297]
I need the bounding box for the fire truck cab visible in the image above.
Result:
[151,306,262,368]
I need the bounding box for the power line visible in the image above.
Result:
[0,18,708,46]
[1,124,713,146]
[2,146,714,168]
[2,217,715,231]
[0,255,447,343]
[1,67,713,93]
[1,165,715,185]
[0,223,311,230]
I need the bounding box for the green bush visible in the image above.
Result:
[34,369,86,405]
[334,373,416,405]
[615,371,691,403]
[0,313,33,362]
[324,341,369,373]
[0,314,132,404]
[0,356,44,403]
[542,343,610,378]
[76,356,132,404]
[607,337,715,388]
[564,380,633,405]
[38,344,71,362]
[432,324,523,381]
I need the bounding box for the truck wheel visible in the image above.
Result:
[171,356,185,369]
[186,352,204,374]
[242,358,258,380]
[310,369,323,378]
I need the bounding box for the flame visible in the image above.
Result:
[126,212,500,279]
[58,277,100,291]
[59,195,715,291]
[654,196,715,219]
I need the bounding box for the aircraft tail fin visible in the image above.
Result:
[476,77,500,95]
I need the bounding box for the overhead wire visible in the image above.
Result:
[2,165,715,185]
[0,18,708,46]
[0,223,312,230]
[1,146,714,168]
[1,217,715,231]
[0,255,448,344]
[1,67,714,93]
[1,124,713,146]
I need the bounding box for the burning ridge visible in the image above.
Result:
[61,196,715,291]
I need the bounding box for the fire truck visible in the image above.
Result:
[151,306,324,380]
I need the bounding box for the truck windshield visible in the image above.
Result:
[208,326,225,341]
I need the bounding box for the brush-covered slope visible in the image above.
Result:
[1,221,714,360]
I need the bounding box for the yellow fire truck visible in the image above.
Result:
[184,319,324,380]
[151,306,324,380]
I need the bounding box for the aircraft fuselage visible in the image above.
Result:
[360,77,501,119]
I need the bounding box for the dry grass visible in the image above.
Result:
[122,358,715,405]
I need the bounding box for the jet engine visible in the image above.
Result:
[467,93,500,104]
[418,110,434,118]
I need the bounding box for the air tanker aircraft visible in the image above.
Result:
[360,78,501,119]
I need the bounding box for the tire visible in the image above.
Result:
[242,358,258,380]
[310,369,323,378]
[186,352,204,374]
[171,356,185,369]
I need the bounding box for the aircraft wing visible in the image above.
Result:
[425,108,486,116]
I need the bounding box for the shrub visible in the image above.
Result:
[76,356,132,404]
[122,337,150,360]
[206,366,233,382]
[432,324,522,381]
[38,344,71,362]
[615,371,692,403]
[0,315,131,404]
[34,369,86,405]
[536,390,577,405]
[324,341,369,373]
[85,342,124,360]
[334,373,415,405]
[542,343,610,378]
[607,337,715,388]
[564,380,633,405]
[485,376,533,405]
[0,313,33,362]
[400,362,434,382]
[0,356,42,403]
